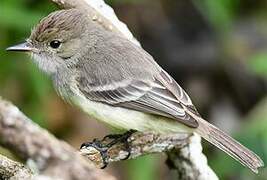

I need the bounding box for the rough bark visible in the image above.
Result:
[80,132,218,180]
[0,97,115,180]
[0,154,33,180]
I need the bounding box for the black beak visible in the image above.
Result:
[6,42,33,52]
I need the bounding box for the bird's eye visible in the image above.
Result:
[49,40,61,49]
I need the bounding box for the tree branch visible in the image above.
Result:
[166,135,218,180]
[0,97,115,180]
[0,154,33,179]
[80,132,190,167]
[80,132,218,180]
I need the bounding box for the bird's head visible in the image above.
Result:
[7,9,87,75]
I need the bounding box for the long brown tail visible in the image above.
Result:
[192,114,264,173]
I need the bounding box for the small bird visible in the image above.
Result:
[7,9,264,173]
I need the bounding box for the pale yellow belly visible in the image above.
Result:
[70,92,193,135]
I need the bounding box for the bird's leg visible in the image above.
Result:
[80,138,110,168]
[102,133,124,141]
[80,129,137,168]
[102,129,136,143]
[104,129,136,160]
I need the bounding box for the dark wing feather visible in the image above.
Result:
[156,69,200,117]
[76,69,199,128]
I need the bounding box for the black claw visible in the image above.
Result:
[100,162,108,169]
[80,139,110,168]
[106,129,136,160]
[102,134,122,142]
[121,140,131,160]
[80,142,88,149]
[80,130,137,167]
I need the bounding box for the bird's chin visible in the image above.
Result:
[31,53,58,76]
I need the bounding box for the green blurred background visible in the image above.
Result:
[1,0,267,179]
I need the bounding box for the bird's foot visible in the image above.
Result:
[80,138,110,168]
[80,129,137,168]
[102,129,136,160]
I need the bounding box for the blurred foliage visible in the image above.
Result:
[0,0,267,180]
[193,0,238,32]
[127,155,158,180]
[195,1,267,179]
[0,0,57,126]
[249,53,267,78]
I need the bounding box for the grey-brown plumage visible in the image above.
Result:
[75,30,199,128]
[7,9,264,173]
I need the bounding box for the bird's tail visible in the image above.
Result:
[192,115,264,173]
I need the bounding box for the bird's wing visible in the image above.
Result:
[76,67,199,128]
[75,33,199,128]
